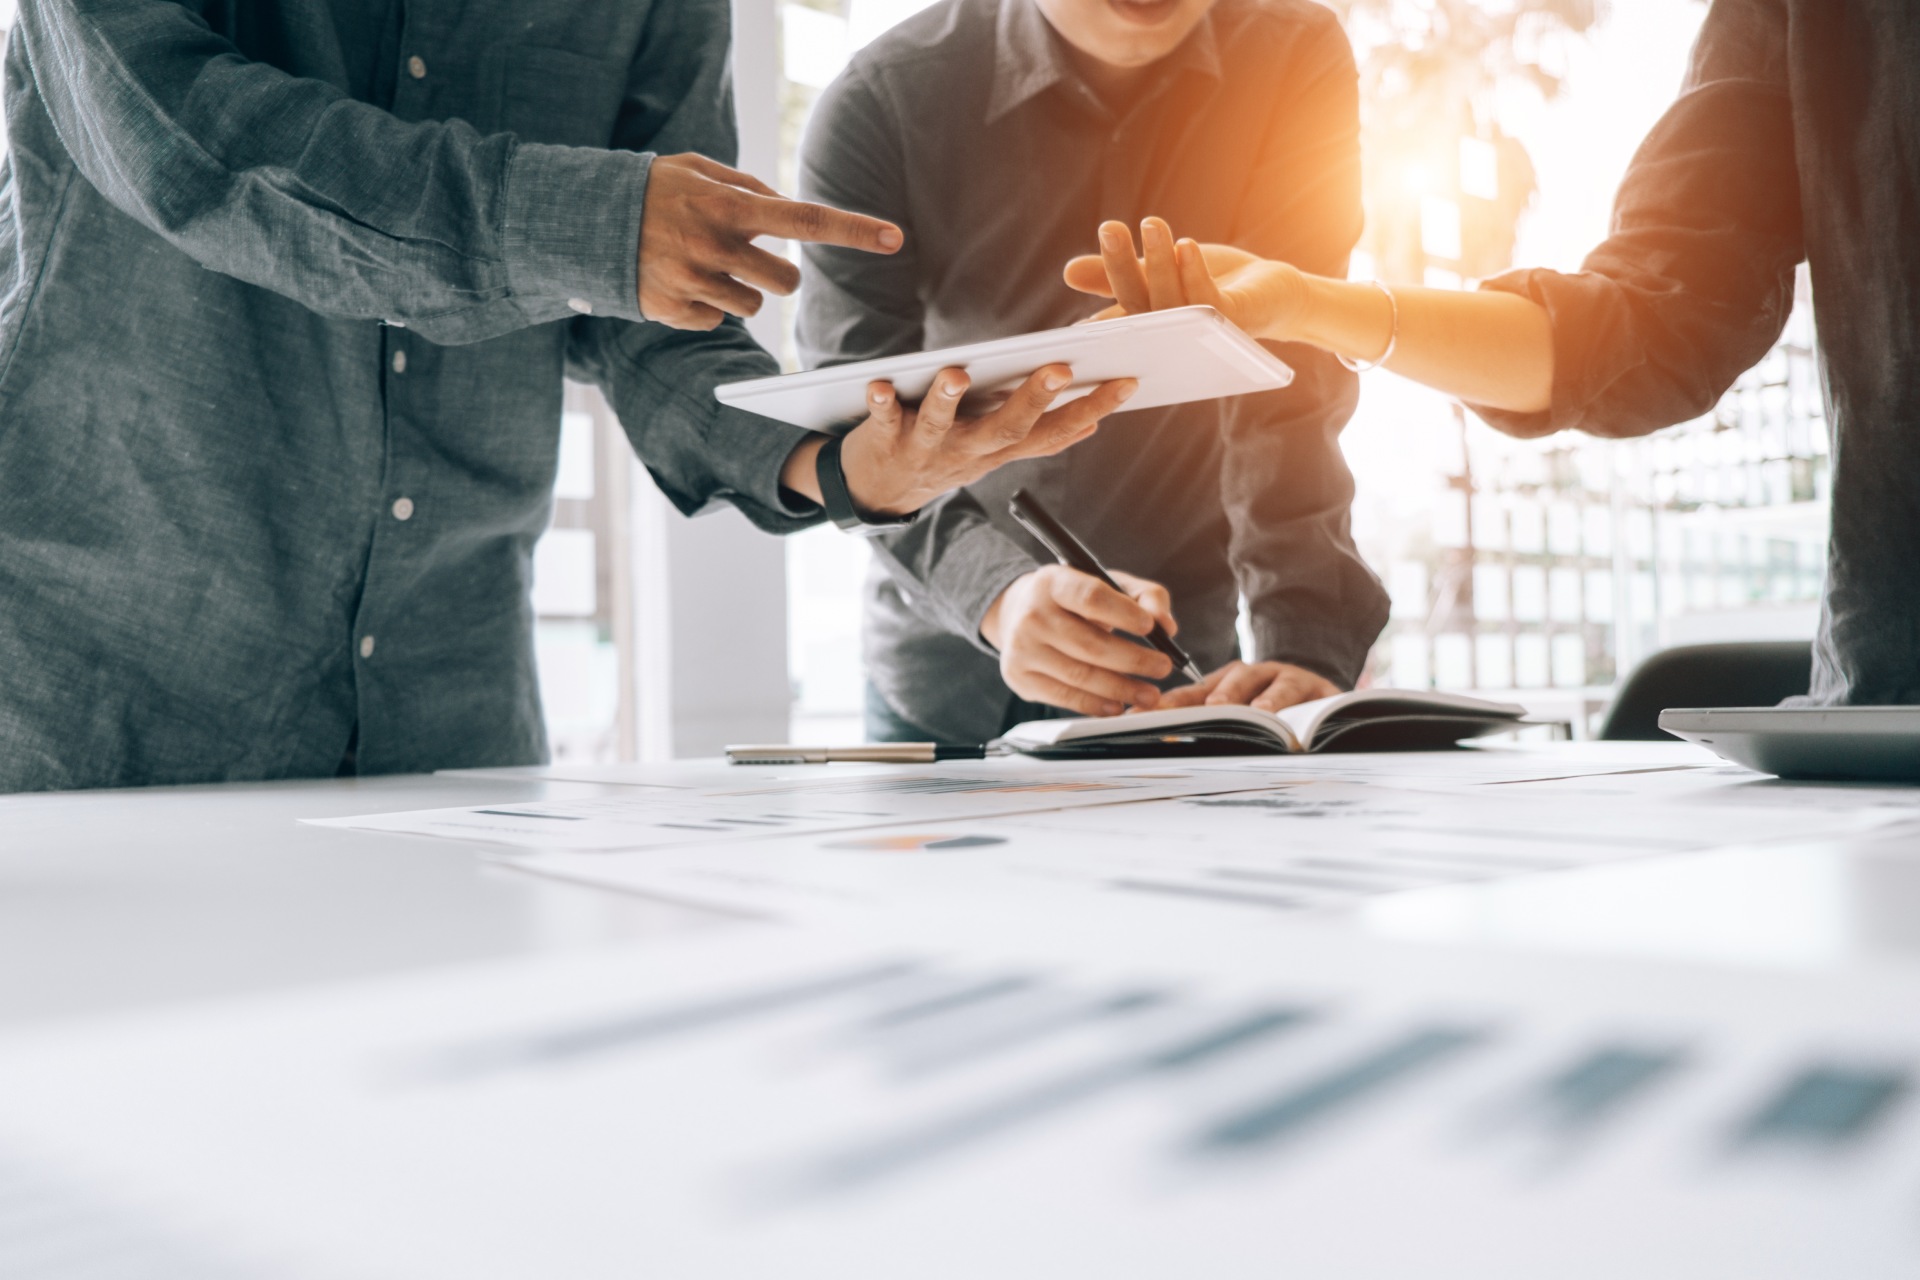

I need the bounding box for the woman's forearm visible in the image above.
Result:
[1285,277,1557,415]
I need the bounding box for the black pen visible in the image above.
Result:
[1007,488,1204,685]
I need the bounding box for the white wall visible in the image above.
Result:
[624,0,792,759]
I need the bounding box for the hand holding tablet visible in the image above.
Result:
[716,306,1293,433]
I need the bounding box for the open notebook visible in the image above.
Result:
[999,689,1528,758]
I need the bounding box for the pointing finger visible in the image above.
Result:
[745,193,904,254]
[676,152,784,200]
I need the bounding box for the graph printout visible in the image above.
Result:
[304,763,1298,852]
[0,928,1914,1279]
[499,774,1920,930]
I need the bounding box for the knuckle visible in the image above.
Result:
[790,201,829,237]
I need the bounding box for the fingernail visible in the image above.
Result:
[941,377,963,396]
[878,227,903,250]
[1115,379,1138,402]
[1099,702,1121,716]
[1101,224,1124,242]
[871,388,889,404]
[1043,370,1070,391]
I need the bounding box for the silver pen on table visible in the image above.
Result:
[726,743,990,765]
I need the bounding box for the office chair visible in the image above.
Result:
[1599,640,1814,740]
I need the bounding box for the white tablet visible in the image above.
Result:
[714,306,1293,432]
[1658,706,1920,782]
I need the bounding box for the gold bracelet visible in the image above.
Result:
[1336,280,1399,373]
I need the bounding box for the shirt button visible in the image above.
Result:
[391,497,415,521]
[566,297,593,315]
[407,55,427,79]
[391,350,407,374]
[359,636,376,659]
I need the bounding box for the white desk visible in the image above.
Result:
[0,772,738,1027]
[4,745,1920,1279]
[6,742,1919,1026]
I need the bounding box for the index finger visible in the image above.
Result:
[744,193,903,254]
[1062,254,1117,298]
[1056,571,1158,637]
[1098,221,1152,315]
[1110,570,1176,636]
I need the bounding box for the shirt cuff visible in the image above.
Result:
[500,142,651,324]
[1470,268,1631,438]
[1251,618,1371,691]
[655,404,823,535]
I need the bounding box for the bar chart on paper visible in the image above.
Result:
[0,931,1914,1280]
[498,773,1920,929]
[304,764,1294,852]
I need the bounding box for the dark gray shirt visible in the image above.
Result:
[0,0,815,792]
[1477,0,1919,705]
[798,0,1389,743]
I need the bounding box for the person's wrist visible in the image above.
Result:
[836,425,916,517]
[1293,272,1377,356]
[980,576,1029,651]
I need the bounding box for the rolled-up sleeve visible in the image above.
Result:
[16,0,657,344]
[1472,0,1801,440]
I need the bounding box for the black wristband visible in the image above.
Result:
[815,433,916,535]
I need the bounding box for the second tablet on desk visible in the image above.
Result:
[713,306,1293,432]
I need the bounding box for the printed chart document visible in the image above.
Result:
[307,762,1294,853]
[1,926,1914,1280]
[498,770,1920,930]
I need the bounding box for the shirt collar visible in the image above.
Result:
[985,0,1223,126]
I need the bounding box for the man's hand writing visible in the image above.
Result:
[1158,660,1339,714]
[637,153,903,330]
[980,566,1176,717]
[779,365,1137,517]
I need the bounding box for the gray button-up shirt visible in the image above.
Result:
[0,0,816,792]
[799,0,1389,744]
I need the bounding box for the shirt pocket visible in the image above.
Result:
[484,46,628,149]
